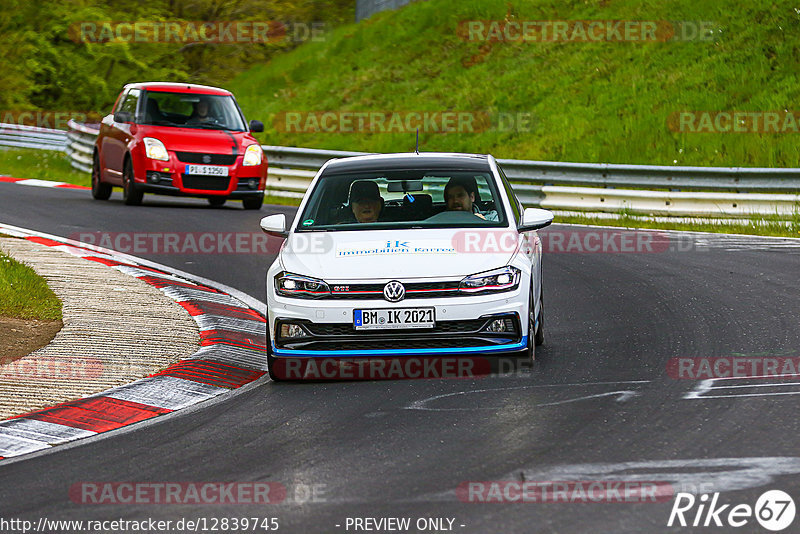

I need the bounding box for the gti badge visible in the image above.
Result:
[383,281,405,302]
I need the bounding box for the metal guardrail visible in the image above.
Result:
[64,120,98,173]
[356,0,417,21]
[261,145,800,217]
[262,145,800,192]
[0,123,67,151]
[6,122,799,218]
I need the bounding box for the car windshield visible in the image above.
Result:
[140,91,246,131]
[296,169,507,231]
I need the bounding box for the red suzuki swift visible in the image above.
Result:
[92,82,267,209]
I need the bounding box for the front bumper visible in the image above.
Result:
[138,180,265,199]
[135,150,266,197]
[268,292,529,358]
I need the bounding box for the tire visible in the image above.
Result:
[266,354,282,382]
[122,158,143,206]
[266,328,283,382]
[91,152,112,200]
[534,284,545,346]
[242,195,263,210]
[524,288,536,362]
[208,197,226,207]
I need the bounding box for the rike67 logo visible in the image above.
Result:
[668,490,796,531]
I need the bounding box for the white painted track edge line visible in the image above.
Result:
[554,221,800,242]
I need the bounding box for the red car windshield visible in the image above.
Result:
[141,91,247,131]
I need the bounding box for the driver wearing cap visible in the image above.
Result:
[349,180,384,223]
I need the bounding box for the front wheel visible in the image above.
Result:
[266,327,283,382]
[524,289,536,362]
[266,354,282,382]
[534,285,544,346]
[91,153,112,200]
[122,159,143,206]
[242,195,263,210]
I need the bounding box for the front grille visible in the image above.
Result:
[304,318,487,336]
[328,281,461,300]
[175,152,237,165]
[181,174,231,191]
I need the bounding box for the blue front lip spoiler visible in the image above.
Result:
[271,336,527,358]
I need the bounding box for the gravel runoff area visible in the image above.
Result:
[0,238,200,419]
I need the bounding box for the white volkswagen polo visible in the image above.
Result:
[260,152,553,380]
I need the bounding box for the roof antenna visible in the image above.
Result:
[415,128,420,155]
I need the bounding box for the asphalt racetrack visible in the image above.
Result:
[2,182,800,533]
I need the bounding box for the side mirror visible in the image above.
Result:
[113,111,133,123]
[518,208,554,232]
[260,214,288,238]
[249,119,264,133]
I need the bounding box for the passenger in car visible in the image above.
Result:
[443,177,499,221]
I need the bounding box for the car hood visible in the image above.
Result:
[141,126,250,154]
[279,228,517,281]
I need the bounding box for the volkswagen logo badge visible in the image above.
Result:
[383,281,405,302]
[202,155,212,164]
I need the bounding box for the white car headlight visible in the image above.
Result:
[459,266,521,294]
[243,144,263,166]
[143,137,169,161]
[275,272,330,298]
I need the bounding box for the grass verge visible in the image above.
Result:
[0,250,62,321]
[263,194,302,207]
[231,0,800,168]
[556,211,800,238]
[0,148,90,187]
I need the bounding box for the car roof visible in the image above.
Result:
[123,82,232,96]
[321,152,492,174]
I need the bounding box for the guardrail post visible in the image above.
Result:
[65,120,99,173]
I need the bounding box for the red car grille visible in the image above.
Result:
[181,174,231,191]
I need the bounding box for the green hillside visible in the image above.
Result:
[230,0,800,167]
